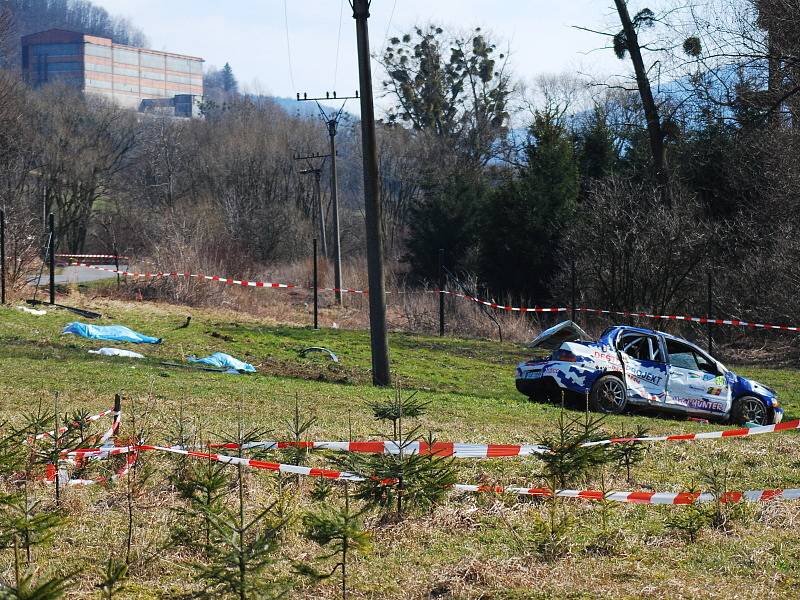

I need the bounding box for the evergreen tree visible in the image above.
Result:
[577,107,618,185]
[221,63,238,94]
[403,174,484,281]
[477,111,578,301]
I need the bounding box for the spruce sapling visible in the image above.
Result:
[190,410,289,599]
[95,557,128,599]
[297,483,371,600]
[339,393,456,519]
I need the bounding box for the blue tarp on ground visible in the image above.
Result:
[63,322,162,344]
[188,352,256,373]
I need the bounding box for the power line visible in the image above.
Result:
[334,0,345,89]
[382,0,398,50]
[283,0,296,90]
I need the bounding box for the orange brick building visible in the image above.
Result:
[21,29,204,116]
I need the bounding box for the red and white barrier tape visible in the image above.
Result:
[577,307,800,333]
[438,290,566,313]
[69,263,296,289]
[57,254,129,259]
[68,262,800,331]
[32,408,116,442]
[49,450,138,486]
[208,440,550,457]
[63,444,800,505]
[582,418,800,446]
[453,484,800,504]
[204,419,800,458]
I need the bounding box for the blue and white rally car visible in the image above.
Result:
[515,321,783,425]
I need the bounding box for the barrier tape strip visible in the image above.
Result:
[69,263,297,289]
[452,484,800,504]
[57,254,129,259]
[62,444,800,504]
[68,263,800,329]
[438,290,567,313]
[203,419,800,457]
[577,308,800,332]
[32,408,116,442]
[207,440,550,457]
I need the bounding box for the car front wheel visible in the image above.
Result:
[590,375,627,414]
[731,396,770,426]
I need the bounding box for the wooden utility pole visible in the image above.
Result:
[297,91,359,306]
[294,152,330,257]
[352,0,391,386]
[48,212,55,305]
[0,209,5,305]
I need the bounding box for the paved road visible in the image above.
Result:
[29,264,128,286]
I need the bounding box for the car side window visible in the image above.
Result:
[694,350,720,375]
[619,333,662,362]
[666,339,700,371]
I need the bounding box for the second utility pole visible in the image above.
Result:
[297,91,359,306]
[352,0,390,387]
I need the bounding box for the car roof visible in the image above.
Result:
[603,325,708,351]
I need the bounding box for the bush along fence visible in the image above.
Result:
[6,392,800,596]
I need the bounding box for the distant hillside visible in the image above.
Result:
[0,0,147,68]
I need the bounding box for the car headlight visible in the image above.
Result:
[771,398,781,408]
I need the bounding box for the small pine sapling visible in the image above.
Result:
[368,385,429,440]
[171,449,231,553]
[665,482,709,543]
[608,425,649,484]
[95,557,128,599]
[585,470,618,556]
[527,407,615,560]
[279,394,317,474]
[120,397,155,566]
[165,397,198,487]
[342,389,455,519]
[696,461,741,531]
[190,410,289,599]
[297,483,371,600]
[0,415,77,597]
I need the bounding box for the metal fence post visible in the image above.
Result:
[707,271,713,353]
[48,213,55,305]
[313,238,319,330]
[570,259,576,322]
[0,209,5,305]
[438,248,445,336]
[114,245,120,289]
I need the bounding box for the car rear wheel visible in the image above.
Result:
[731,396,770,426]
[590,375,627,414]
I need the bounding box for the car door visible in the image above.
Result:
[664,338,730,415]
[616,331,668,403]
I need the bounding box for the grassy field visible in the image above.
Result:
[1,297,800,599]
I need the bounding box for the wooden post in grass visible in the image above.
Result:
[0,209,5,305]
[48,213,55,305]
[313,238,319,330]
[438,248,445,336]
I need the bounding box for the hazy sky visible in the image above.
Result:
[93,1,631,105]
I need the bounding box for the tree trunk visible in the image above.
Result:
[613,0,669,204]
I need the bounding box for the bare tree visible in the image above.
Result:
[34,86,136,252]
